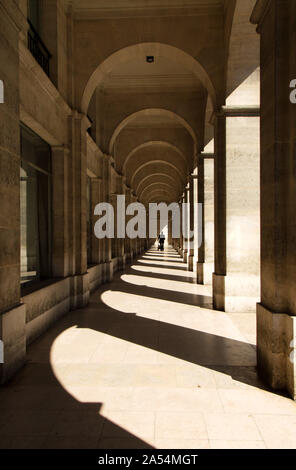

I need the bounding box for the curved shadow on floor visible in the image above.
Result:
[0,248,271,450]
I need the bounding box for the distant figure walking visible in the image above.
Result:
[158,232,165,251]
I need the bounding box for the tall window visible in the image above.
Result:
[20,125,52,289]
[28,0,39,32]
[27,1,51,76]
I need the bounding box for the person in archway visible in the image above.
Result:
[158,232,165,251]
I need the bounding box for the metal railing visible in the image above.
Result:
[27,19,51,76]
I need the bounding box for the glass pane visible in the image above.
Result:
[20,125,52,289]
[20,162,39,284]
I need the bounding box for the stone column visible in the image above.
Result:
[196,154,215,285]
[193,167,199,278]
[125,187,132,263]
[212,104,260,313]
[68,111,90,308]
[251,0,296,399]
[102,155,113,282]
[182,190,188,263]
[115,176,126,271]
[213,113,226,309]
[52,146,69,278]
[187,177,195,271]
[90,177,102,265]
[198,155,215,285]
[179,198,184,257]
[0,1,27,383]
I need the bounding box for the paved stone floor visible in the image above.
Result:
[1,246,296,449]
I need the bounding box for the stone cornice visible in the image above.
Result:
[68,0,224,20]
[250,0,272,33]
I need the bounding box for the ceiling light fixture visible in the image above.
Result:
[146,56,154,63]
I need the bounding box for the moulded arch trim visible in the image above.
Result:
[122,141,188,173]
[142,188,173,202]
[110,108,197,155]
[139,182,177,200]
[81,42,217,115]
[130,160,185,189]
[136,172,182,195]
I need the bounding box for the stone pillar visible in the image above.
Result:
[179,198,184,257]
[68,112,90,308]
[102,155,113,282]
[195,157,204,283]
[125,188,132,263]
[0,1,27,383]
[251,0,296,399]
[213,113,226,309]
[90,177,102,265]
[52,146,69,277]
[167,214,173,246]
[182,190,188,263]
[187,177,195,271]
[115,176,126,271]
[198,155,215,285]
[131,194,138,256]
[193,168,199,278]
[187,175,195,271]
[212,105,260,313]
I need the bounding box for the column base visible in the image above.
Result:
[188,255,194,272]
[213,273,225,311]
[197,262,214,285]
[213,273,259,312]
[105,261,114,283]
[196,262,204,284]
[0,303,26,384]
[116,255,125,272]
[70,273,90,310]
[257,304,296,400]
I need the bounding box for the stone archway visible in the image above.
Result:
[81,42,217,115]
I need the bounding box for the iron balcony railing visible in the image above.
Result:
[27,19,52,76]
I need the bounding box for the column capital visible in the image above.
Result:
[51,145,70,154]
[211,106,260,122]
[200,152,214,159]
[71,110,92,132]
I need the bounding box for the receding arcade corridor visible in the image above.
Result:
[1,246,296,450]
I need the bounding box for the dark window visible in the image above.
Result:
[20,125,52,290]
[28,0,39,32]
[27,1,51,76]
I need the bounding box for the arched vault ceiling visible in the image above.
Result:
[139,182,178,201]
[142,188,174,204]
[136,173,182,197]
[129,160,185,190]
[113,127,195,172]
[121,141,189,175]
[131,162,186,197]
[80,42,219,114]
[109,108,199,156]
[124,145,188,186]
